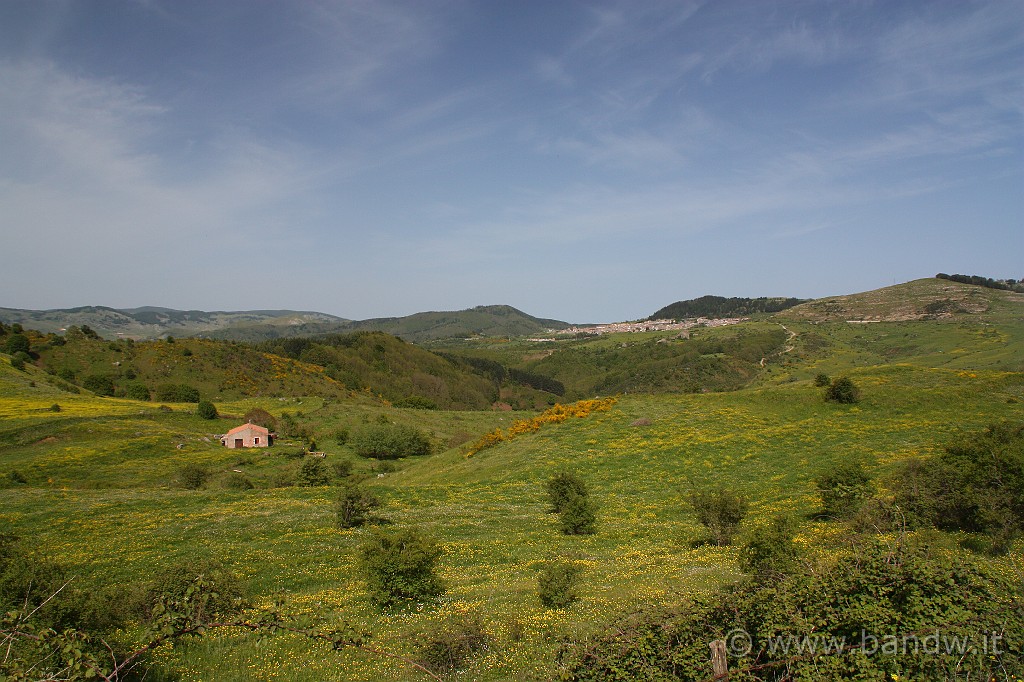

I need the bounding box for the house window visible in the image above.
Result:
[254,437,260,445]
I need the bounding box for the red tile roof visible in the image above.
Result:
[225,423,270,436]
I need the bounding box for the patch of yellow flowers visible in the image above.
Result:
[465,397,618,457]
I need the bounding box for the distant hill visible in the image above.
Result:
[0,304,570,343]
[206,304,572,343]
[778,277,1024,323]
[0,306,347,340]
[648,295,805,320]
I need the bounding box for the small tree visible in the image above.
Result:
[538,560,582,608]
[559,492,598,535]
[5,333,30,356]
[359,527,444,607]
[546,470,588,513]
[297,457,331,487]
[816,462,872,519]
[178,464,210,490]
[825,376,860,404]
[416,613,489,674]
[196,401,218,420]
[690,487,748,546]
[336,482,382,528]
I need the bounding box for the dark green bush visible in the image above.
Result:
[297,457,331,487]
[125,383,150,401]
[559,492,598,535]
[825,375,860,403]
[57,367,77,383]
[178,464,210,490]
[7,470,28,485]
[49,403,61,412]
[560,538,1024,681]
[196,400,218,420]
[335,482,383,528]
[243,407,277,429]
[538,560,582,608]
[10,353,28,371]
[350,423,432,459]
[82,374,116,396]
[546,470,588,513]
[813,373,831,387]
[155,383,200,403]
[332,459,354,478]
[816,461,872,519]
[358,527,444,607]
[5,333,30,355]
[892,422,1024,551]
[689,486,748,546]
[334,427,350,445]
[140,557,246,622]
[393,396,438,410]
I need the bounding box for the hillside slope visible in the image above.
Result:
[777,277,1024,323]
[0,305,347,340]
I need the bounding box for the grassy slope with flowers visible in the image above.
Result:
[1,279,1022,680]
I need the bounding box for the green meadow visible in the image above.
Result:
[2,280,1023,680]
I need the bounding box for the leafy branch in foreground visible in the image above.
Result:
[1,575,442,681]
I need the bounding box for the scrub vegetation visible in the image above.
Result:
[1,278,1023,680]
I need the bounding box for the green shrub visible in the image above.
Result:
[7,470,28,485]
[49,403,61,412]
[140,557,246,622]
[332,459,354,478]
[297,457,331,487]
[123,383,149,401]
[538,560,582,608]
[243,407,277,429]
[4,333,30,355]
[82,374,115,396]
[559,492,598,535]
[10,353,27,371]
[739,516,799,580]
[358,527,444,607]
[57,367,76,383]
[196,400,218,420]
[155,383,201,403]
[816,461,872,519]
[394,396,438,410]
[416,613,489,674]
[560,538,1024,682]
[689,487,748,546]
[334,427,350,445]
[546,470,588,513]
[892,422,1024,551]
[350,423,432,459]
[813,373,831,387]
[824,375,860,403]
[178,464,210,490]
[335,482,383,528]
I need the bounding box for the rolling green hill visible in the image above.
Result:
[0,305,347,340]
[648,295,805,320]
[1,278,1022,681]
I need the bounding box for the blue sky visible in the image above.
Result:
[1,1,1021,322]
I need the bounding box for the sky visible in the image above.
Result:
[1,0,1021,323]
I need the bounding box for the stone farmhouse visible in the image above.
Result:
[221,422,274,448]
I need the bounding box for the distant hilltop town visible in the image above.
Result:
[556,317,748,336]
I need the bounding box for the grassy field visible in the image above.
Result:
[1,280,1022,680]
